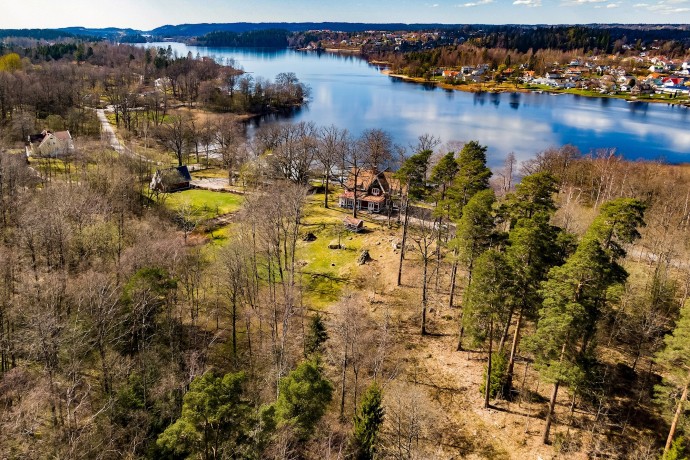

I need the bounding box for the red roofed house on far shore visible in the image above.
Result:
[338,168,403,213]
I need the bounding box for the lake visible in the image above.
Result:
[146,42,690,166]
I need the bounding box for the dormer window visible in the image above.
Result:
[372,188,380,196]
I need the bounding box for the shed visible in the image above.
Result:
[343,216,364,233]
[150,165,192,192]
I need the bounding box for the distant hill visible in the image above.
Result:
[57,27,139,38]
[149,22,463,37]
[0,29,78,40]
[2,23,688,44]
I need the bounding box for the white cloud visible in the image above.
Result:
[595,1,621,7]
[459,0,494,7]
[513,0,542,6]
[635,0,690,13]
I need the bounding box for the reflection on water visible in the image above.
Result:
[509,93,520,110]
[489,93,500,107]
[143,42,690,165]
[474,92,486,106]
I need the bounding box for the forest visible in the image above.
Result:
[196,30,290,48]
[1,37,690,460]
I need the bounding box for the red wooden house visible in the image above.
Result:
[338,168,402,213]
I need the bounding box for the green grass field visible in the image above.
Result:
[161,189,244,220]
[181,187,389,309]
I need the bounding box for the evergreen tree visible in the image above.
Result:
[462,249,513,407]
[657,301,690,457]
[276,358,334,439]
[305,313,329,356]
[395,149,433,286]
[447,141,492,307]
[429,151,460,298]
[501,172,559,229]
[395,149,432,201]
[352,383,385,460]
[157,371,252,460]
[529,198,645,444]
[503,213,565,397]
[448,140,492,220]
[453,189,497,287]
[430,151,459,219]
[453,189,498,350]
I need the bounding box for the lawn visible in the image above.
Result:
[192,187,394,309]
[297,190,393,308]
[161,189,244,220]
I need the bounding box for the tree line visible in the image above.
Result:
[391,142,690,457]
[197,29,290,48]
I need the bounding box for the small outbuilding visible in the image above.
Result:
[343,216,364,233]
[150,165,192,192]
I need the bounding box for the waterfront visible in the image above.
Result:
[147,43,690,165]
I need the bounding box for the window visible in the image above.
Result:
[371,188,380,196]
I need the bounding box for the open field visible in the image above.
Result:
[160,188,244,220]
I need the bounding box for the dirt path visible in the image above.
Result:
[96,108,158,164]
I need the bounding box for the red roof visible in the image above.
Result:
[339,191,386,203]
[343,216,364,228]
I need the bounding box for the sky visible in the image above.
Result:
[2,0,690,30]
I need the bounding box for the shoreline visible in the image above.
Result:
[381,69,690,106]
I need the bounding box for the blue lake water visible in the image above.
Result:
[146,43,690,166]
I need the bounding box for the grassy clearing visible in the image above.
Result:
[191,187,396,309]
[298,229,363,309]
[206,224,234,248]
[298,190,396,308]
[29,155,113,178]
[161,189,244,220]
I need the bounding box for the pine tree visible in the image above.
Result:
[395,149,432,286]
[430,151,459,220]
[503,213,564,397]
[453,189,497,287]
[157,371,252,460]
[447,141,492,307]
[453,189,498,351]
[305,313,328,356]
[501,171,559,229]
[448,141,492,218]
[276,358,334,440]
[529,197,645,444]
[657,301,690,457]
[462,249,513,407]
[352,383,385,460]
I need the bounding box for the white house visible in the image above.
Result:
[26,130,74,158]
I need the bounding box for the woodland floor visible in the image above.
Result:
[179,183,658,459]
